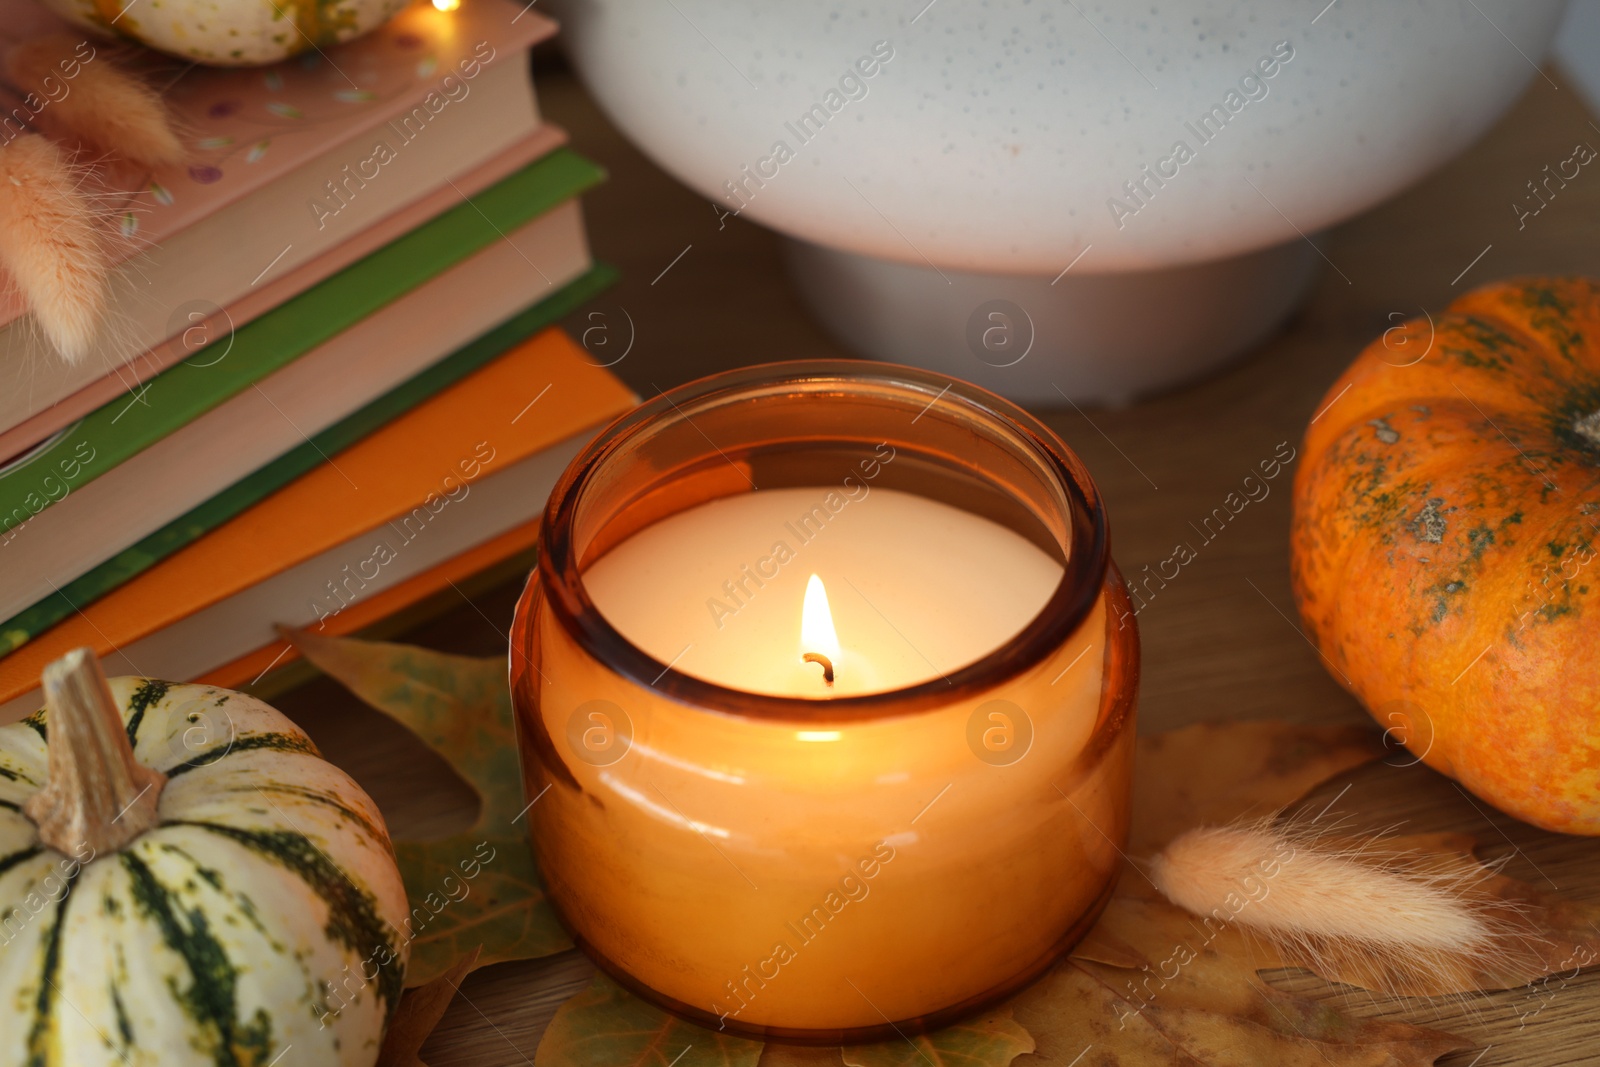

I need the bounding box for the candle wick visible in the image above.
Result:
[802,652,835,686]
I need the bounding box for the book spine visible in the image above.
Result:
[0,263,618,656]
[0,149,605,541]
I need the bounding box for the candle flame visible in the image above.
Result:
[431,0,460,10]
[800,573,840,663]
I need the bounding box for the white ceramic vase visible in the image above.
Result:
[554,1,1569,404]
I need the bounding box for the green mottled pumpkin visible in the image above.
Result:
[0,649,408,1066]
[1292,277,1600,835]
[36,0,411,67]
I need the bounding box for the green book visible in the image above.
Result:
[0,148,605,539]
[0,263,617,656]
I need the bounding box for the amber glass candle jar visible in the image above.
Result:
[510,361,1137,1042]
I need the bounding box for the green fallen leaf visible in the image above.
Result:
[535,973,764,1067]
[284,627,571,985]
[841,1010,1034,1067]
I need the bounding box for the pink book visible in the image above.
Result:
[0,123,568,461]
[0,0,558,430]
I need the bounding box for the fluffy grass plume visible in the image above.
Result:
[1151,820,1523,993]
[5,36,185,169]
[0,133,106,361]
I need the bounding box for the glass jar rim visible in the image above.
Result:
[533,360,1111,721]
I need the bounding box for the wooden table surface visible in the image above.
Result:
[275,53,1600,1067]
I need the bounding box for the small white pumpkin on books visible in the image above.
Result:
[0,648,408,1066]
[34,0,412,66]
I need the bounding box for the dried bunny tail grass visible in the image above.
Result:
[1150,819,1526,994]
[0,133,107,361]
[4,36,185,169]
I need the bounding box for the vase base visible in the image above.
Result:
[782,239,1321,407]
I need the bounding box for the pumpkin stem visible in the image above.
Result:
[22,648,165,857]
[1575,411,1600,450]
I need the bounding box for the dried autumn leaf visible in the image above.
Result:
[378,946,483,1067]
[757,1045,842,1067]
[1134,720,1600,1001]
[1015,956,1469,1067]
[1017,887,1470,1065]
[1129,720,1381,856]
[284,628,570,985]
[840,1009,1034,1067]
[535,972,764,1067]
[1007,964,1185,1066]
[1074,894,1285,1015]
[1017,720,1472,1065]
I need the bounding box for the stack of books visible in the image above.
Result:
[0,0,636,719]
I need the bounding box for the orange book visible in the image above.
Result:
[0,328,635,720]
[198,515,543,693]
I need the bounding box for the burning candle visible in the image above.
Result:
[582,486,1067,698]
[511,362,1138,1040]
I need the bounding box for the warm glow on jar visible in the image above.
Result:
[511,361,1138,1042]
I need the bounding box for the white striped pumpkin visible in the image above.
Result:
[34,0,412,67]
[0,655,409,1067]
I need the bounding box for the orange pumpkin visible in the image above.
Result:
[1292,277,1600,835]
